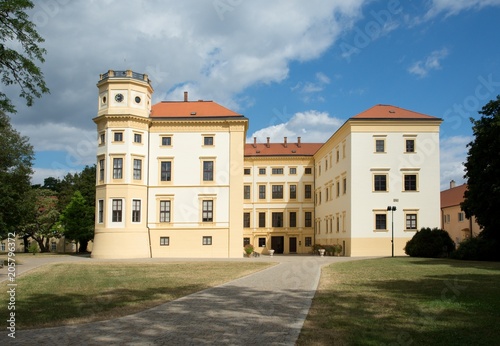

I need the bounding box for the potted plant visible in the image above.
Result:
[244,244,254,257]
[334,244,343,256]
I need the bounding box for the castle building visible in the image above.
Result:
[91,70,442,258]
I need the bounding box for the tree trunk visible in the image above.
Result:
[79,240,89,253]
[23,235,30,253]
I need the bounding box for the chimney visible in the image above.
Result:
[253,137,257,148]
[450,180,456,189]
[184,91,188,102]
[297,136,301,148]
[284,137,287,148]
[266,137,270,148]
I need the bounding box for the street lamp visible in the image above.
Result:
[387,206,396,257]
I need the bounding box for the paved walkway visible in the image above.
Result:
[8,255,371,345]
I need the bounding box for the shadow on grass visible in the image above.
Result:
[407,257,500,271]
[14,284,314,345]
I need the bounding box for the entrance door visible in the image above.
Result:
[271,236,284,254]
[289,237,297,253]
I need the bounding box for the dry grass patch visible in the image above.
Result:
[0,261,273,329]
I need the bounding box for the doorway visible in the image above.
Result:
[289,237,297,253]
[271,236,284,254]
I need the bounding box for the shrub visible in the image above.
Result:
[244,244,254,256]
[404,227,455,258]
[28,243,39,255]
[451,237,499,261]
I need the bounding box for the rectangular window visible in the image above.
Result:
[336,181,340,197]
[305,185,312,199]
[272,168,284,175]
[375,214,387,230]
[1,243,5,251]
[404,174,417,191]
[202,236,212,245]
[289,185,297,199]
[374,175,387,191]
[258,212,266,228]
[258,237,266,247]
[458,212,465,222]
[259,185,266,199]
[272,212,283,227]
[305,167,312,174]
[244,168,251,175]
[259,168,266,175]
[375,139,385,152]
[204,136,214,146]
[132,199,141,222]
[133,159,142,180]
[162,136,172,146]
[305,237,312,247]
[51,242,56,252]
[336,217,340,233]
[336,150,340,162]
[161,161,172,182]
[113,158,123,179]
[203,161,214,181]
[243,237,250,246]
[406,139,415,153]
[243,212,250,228]
[134,133,142,143]
[99,159,105,181]
[272,185,283,199]
[289,212,297,228]
[160,201,171,223]
[160,237,169,246]
[112,199,122,222]
[244,185,251,199]
[100,133,105,145]
[202,200,213,222]
[289,167,297,174]
[305,212,312,227]
[98,200,104,223]
[114,132,123,142]
[343,177,347,194]
[406,214,417,230]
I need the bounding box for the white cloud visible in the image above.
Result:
[440,135,471,190]
[408,48,449,78]
[247,110,344,143]
[424,0,500,19]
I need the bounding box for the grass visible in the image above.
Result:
[0,261,273,329]
[297,257,500,346]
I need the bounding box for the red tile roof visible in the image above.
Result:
[151,101,242,118]
[351,104,439,120]
[245,142,322,157]
[441,184,467,208]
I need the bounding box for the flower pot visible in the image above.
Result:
[269,249,275,256]
[318,249,325,257]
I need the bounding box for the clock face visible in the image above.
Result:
[115,93,124,102]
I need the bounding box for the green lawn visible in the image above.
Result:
[297,257,500,346]
[0,261,273,329]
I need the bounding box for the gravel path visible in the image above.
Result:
[8,255,371,345]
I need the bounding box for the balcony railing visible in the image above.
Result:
[99,70,150,84]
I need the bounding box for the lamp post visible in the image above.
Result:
[387,206,396,257]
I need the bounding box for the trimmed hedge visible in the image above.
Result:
[404,227,455,258]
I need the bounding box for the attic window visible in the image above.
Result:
[389,110,395,113]
[191,112,197,115]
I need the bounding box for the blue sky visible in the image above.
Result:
[5,0,500,190]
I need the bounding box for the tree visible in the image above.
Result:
[19,188,62,252]
[462,95,500,242]
[0,111,33,238]
[60,190,94,252]
[0,0,49,114]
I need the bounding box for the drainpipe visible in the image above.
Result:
[146,122,153,258]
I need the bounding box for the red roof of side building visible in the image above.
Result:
[245,141,322,157]
[150,101,242,118]
[351,104,440,120]
[441,184,467,209]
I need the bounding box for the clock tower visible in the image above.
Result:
[92,70,153,259]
